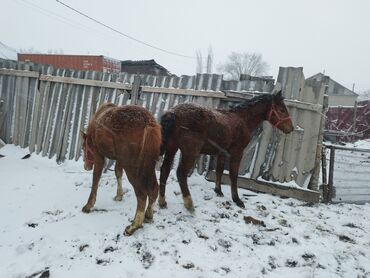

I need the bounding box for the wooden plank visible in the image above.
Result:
[141,86,226,98]
[12,73,23,146]
[150,93,160,116]
[68,71,85,160]
[23,74,38,149]
[308,95,328,191]
[285,100,322,113]
[35,70,53,154]
[156,93,168,120]
[57,86,73,162]
[45,69,68,158]
[0,68,39,78]
[29,66,50,153]
[18,64,31,148]
[206,170,320,203]
[130,75,141,105]
[251,122,274,179]
[144,92,153,110]
[0,99,5,139]
[39,74,131,91]
[96,72,111,109]
[88,72,103,119]
[58,71,77,162]
[2,69,17,143]
[75,71,95,161]
[168,93,176,109]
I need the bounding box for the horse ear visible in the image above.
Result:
[273,90,283,101]
[80,130,86,139]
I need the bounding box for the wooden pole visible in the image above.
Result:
[321,146,328,200]
[131,75,141,105]
[352,100,357,142]
[327,146,335,203]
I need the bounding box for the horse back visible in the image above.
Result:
[168,103,237,153]
[90,104,161,163]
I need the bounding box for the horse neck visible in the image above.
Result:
[234,101,271,129]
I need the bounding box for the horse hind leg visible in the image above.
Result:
[177,151,199,212]
[159,143,178,209]
[113,161,124,201]
[145,172,159,223]
[214,154,225,197]
[229,154,245,208]
[82,154,105,213]
[124,168,147,236]
[124,164,158,235]
[124,193,146,236]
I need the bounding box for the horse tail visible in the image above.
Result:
[138,121,162,189]
[160,112,176,155]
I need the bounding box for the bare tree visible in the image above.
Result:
[359,89,370,100]
[218,52,269,80]
[206,45,213,74]
[196,49,203,74]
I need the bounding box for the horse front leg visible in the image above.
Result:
[214,154,225,197]
[113,161,124,201]
[82,154,105,213]
[229,154,245,208]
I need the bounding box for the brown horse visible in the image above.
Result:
[159,91,294,210]
[80,103,161,235]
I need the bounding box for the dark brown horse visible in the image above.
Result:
[80,103,161,235]
[159,91,294,210]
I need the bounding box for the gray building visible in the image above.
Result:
[307,73,358,106]
[121,59,171,76]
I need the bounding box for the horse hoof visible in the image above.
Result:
[234,199,245,208]
[113,195,123,201]
[82,205,92,213]
[144,217,153,224]
[184,202,195,212]
[158,199,167,209]
[145,209,154,222]
[124,224,142,236]
[183,196,195,212]
[214,188,224,197]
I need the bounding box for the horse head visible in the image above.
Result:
[80,130,94,171]
[267,91,294,134]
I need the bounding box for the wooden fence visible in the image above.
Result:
[0,59,327,199]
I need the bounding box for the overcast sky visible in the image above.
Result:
[1,0,369,92]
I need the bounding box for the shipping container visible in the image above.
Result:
[17,54,121,73]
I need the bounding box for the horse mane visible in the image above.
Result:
[228,93,273,112]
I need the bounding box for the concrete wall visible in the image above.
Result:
[328,95,357,106]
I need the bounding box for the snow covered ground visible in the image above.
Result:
[1,145,370,278]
